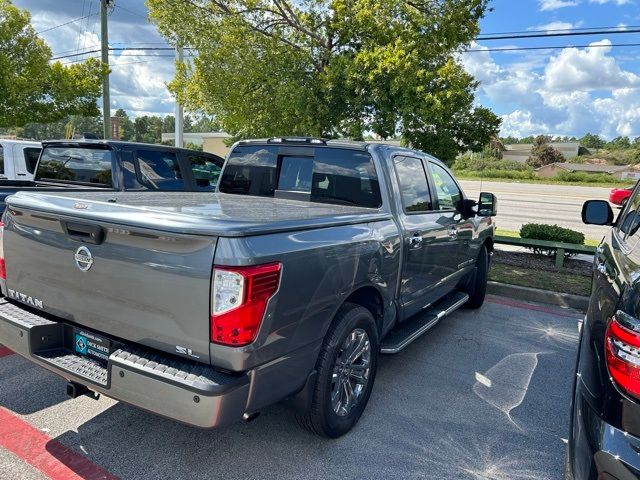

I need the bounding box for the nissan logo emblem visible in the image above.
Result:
[74,246,94,272]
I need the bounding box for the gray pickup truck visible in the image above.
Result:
[0,138,496,437]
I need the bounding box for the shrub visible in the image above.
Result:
[526,135,565,168]
[555,171,628,184]
[452,154,533,173]
[519,223,585,256]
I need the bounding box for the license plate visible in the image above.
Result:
[73,328,111,363]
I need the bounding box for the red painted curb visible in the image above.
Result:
[487,295,581,319]
[0,407,119,480]
[0,346,13,358]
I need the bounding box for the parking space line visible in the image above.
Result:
[0,346,13,358]
[0,407,118,480]
[487,295,582,319]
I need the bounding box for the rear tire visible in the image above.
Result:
[296,302,379,438]
[465,245,489,309]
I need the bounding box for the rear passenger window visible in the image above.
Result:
[23,147,41,174]
[220,146,382,208]
[394,156,432,213]
[185,154,222,191]
[135,150,185,191]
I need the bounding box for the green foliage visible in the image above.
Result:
[455,169,536,180]
[0,0,104,127]
[520,223,585,256]
[147,0,500,164]
[556,171,624,184]
[452,154,531,172]
[605,136,632,150]
[526,135,564,168]
[580,133,605,149]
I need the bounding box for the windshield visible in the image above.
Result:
[219,145,382,208]
[35,146,113,187]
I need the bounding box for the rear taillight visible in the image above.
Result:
[0,221,6,280]
[605,311,640,400]
[211,263,281,346]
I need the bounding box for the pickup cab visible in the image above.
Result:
[0,138,496,437]
[0,140,224,214]
[0,140,42,181]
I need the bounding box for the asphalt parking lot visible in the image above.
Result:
[0,295,581,480]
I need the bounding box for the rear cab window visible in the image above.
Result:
[134,149,185,191]
[0,145,4,176]
[219,145,382,208]
[23,147,41,174]
[35,146,113,187]
[185,153,223,191]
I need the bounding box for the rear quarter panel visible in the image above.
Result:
[210,219,401,374]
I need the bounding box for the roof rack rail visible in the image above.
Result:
[266,136,327,145]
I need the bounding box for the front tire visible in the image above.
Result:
[296,303,379,438]
[465,245,489,309]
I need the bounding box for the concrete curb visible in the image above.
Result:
[487,281,589,312]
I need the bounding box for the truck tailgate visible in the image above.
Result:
[3,204,216,364]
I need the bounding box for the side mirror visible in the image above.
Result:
[457,198,476,218]
[477,192,497,217]
[582,200,614,226]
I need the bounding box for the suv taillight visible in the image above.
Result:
[0,221,6,280]
[605,311,640,400]
[211,263,281,346]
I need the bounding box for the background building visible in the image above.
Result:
[503,142,580,163]
[161,132,232,156]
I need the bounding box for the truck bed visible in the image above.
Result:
[6,191,391,237]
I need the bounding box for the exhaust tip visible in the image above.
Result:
[242,412,260,422]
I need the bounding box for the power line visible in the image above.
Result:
[36,12,98,34]
[477,28,640,41]
[114,4,147,19]
[462,42,640,53]
[52,46,192,60]
[478,24,638,36]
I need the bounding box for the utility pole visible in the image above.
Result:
[174,44,184,148]
[101,0,111,139]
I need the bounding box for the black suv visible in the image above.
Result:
[566,186,640,479]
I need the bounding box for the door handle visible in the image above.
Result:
[408,232,423,249]
[597,262,607,275]
[448,227,458,239]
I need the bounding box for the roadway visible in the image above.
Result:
[460,180,614,240]
[0,296,580,479]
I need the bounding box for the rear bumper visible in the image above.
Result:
[570,379,640,480]
[0,299,251,428]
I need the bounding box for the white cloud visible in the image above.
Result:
[528,21,580,32]
[462,40,640,139]
[539,0,580,11]
[544,40,640,92]
[589,0,631,4]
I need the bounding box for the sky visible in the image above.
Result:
[12,0,640,139]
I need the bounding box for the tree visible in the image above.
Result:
[488,136,505,159]
[579,133,605,150]
[148,0,500,164]
[134,115,164,143]
[0,0,105,127]
[114,109,135,140]
[605,136,632,150]
[526,135,565,168]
